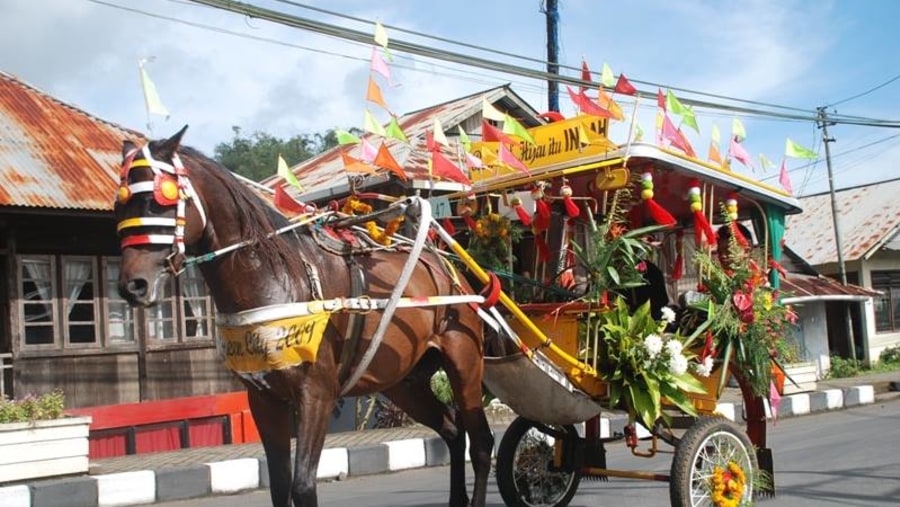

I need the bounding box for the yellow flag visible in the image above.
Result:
[374,21,389,47]
[363,109,386,136]
[482,97,505,122]
[277,155,303,191]
[601,63,615,87]
[139,61,169,118]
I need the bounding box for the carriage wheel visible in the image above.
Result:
[669,416,757,507]
[496,416,582,507]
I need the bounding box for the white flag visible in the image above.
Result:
[139,61,170,118]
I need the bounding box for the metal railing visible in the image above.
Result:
[0,353,11,398]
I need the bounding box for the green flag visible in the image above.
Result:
[601,62,615,87]
[457,126,471,152]
[277,154,303,191]
[335,129,360,145]
[785,138,817,159]
[385,116,408,143]
[666,89,686,116]
[502,114,536,145]
[363,109,385,136]
[681,105,699,133]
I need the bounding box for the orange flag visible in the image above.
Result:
[374,142,407,181]
[366,76,388,110]
[341,151,375,174]
[597,87,624,121]
[708,143,723,165]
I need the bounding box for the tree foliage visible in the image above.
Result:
[213,126,359,181]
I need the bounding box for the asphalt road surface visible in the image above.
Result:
[158,397,900,506]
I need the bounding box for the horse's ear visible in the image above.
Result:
[122,140,137,159]
[155,125,189,159]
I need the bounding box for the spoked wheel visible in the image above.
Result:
[496,416,582,507]
[670,416,758,507]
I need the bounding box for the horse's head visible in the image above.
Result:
[115,126,208,307]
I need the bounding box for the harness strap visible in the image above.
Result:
[336,258,367,388]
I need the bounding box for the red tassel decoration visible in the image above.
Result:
[688,179,716,245]
[509,196,532,226]
[640,171,676,227]
[457,193,478,232]
[533,195,551,231]
[535,234,550,262]
[725,193,750,248]
[442,217,456,236]
[560,184,580,218]
[463,215,477,231]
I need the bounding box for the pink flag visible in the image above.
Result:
[769,381,782,424]
[499,143,529,174]
[465,152,483,169]
[661,114,681,146]
[370,47,391,84]
[729,136,753,168]
[359,138,378,163]
[779,158,793,194]
[565,85,611,118]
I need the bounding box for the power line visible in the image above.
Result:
[826,71,900,108]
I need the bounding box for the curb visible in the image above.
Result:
[0,385,879,507]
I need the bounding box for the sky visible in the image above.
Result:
[3,0,900,196]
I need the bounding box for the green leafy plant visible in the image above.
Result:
[0,390,66,424]
[826,356,860,379]
[466,212,524,271]
[596,297,710,429]
[880,345,900,365]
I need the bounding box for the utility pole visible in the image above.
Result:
[544,0,560,112]
[818,106,857,361]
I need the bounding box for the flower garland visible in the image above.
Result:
[710,461,746,507]
[341,196,404,246]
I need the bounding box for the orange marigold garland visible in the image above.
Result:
[341,196,404,246]
[710,461,747,507]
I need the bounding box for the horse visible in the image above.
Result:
[113,126,493,507]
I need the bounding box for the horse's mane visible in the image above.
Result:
[176,145,308,288]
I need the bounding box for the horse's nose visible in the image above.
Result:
[119,278,149,304]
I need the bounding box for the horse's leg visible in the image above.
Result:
[289,376,337,507]
[441,326,494,507]
[247,388,294,507]
[383,362,469,507]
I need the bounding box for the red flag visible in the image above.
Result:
[374,142,407,181]
[426,131,436,152]
[779,158,793,194]
[676,128,697,158]
[481,119,515,144]
[580,59,591,91]
[431,151,471,185]
[274,185,305,215]
[499,143,529,174]
[614,73,637,95]
[657,88,666,110]
[565,85,611,118]
[538,110,566,122]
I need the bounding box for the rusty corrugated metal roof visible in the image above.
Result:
[0,72,143,211]
[262,85,542,200]
[785,178,900,265]
[781,273,879,300]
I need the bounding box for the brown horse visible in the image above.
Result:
[114,127,493,507]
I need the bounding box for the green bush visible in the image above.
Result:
[879,346,900,365]
[0,390,66,424]
[827,356,860,379]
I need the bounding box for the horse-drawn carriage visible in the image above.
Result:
[112,117,800,507]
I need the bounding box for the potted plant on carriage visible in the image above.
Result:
[0,389,92,483]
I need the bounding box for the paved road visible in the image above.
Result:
[156,397,900,506]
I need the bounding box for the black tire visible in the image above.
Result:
[495,416,582,507]
[670,416,758,507]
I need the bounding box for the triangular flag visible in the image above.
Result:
[425,131,436,152]
[710,123,721,145]
[614,73,637,95]
[655,110,664,146]
[139,62,170,118]
[729,137,753,167]
[457,126,471,152]
[634,123,645,142]
[502,114,536,145]
[580,59,592,91]
[481,119,516,144]
[341,151,376,174]
[359,138,378,163]
[479,145,498,166]
[374,142,407,181]
[779,158,794,194]
[708,142,723,165]
[785,138,817,159]
[600,62,615,87]
[385,116,408,143]
[657,88,666,111]
[277,154,303,191]
[565,85,611,118]
[274,185,306,215]
[370,47,392,84]
[759,154,776,171]
[482,97,506,122]
[335,129,360,145]
[363,109,386,136]
[681,105,699,133]
[465,152,483,169]
[431,151,471,185]
[677,128,697,158]
[578,124,591,146]
[732,118,747,142]
[597,87,624,121]
[366,76,388,109]
[373,21,389,48]
[666,89,686,116]
[432,117,449,147]
[499,143,529,174]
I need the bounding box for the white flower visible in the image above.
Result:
[665,339,683,356]
[669,353,689,376]
[693,356,714,377]
[660,306,676,324]
[644,334,663,358]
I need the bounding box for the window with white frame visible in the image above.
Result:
[872,270,900,333]
[103,258,136,344]
[145,263,215,345]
